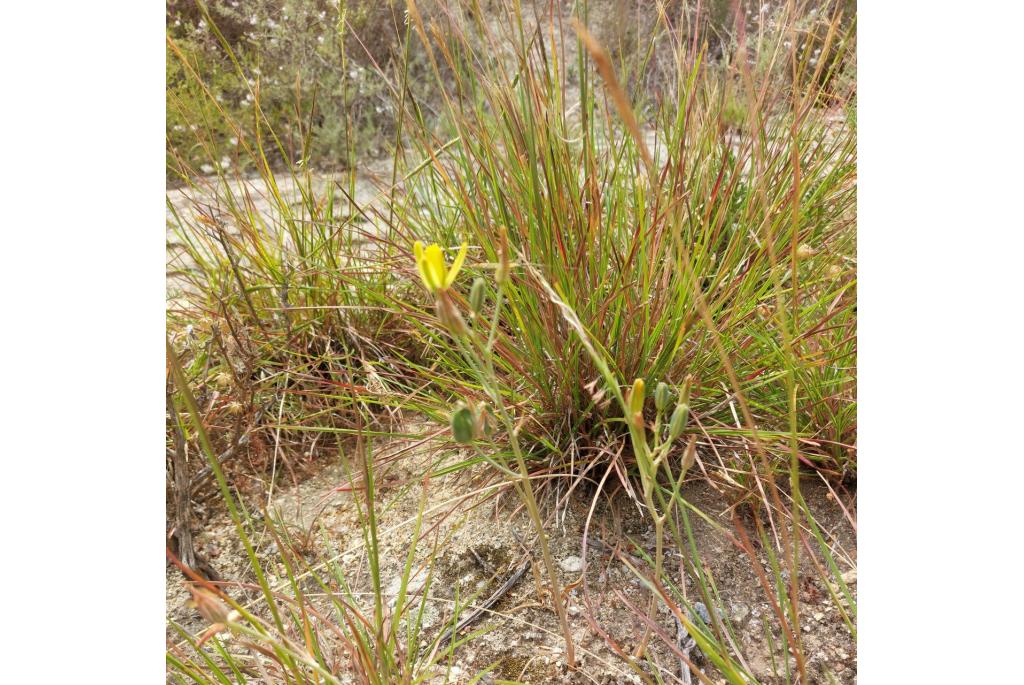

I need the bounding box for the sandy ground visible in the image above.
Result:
[166,417,857,684]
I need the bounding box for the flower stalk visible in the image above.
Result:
[413,239,577,669]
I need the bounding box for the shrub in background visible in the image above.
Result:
[167,0,429,179]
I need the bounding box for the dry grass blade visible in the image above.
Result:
[571,17,655,182]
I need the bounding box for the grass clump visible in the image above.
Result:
[167,1,857,682]
[392,0,856,476]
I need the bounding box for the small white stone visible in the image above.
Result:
[559,555,583,573]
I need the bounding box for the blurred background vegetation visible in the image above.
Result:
[167,0,854,182]
[167,0,421,179]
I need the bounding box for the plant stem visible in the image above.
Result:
[451,284,577,668]
[507,426,577,669]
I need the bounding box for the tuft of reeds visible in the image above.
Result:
[389,0,856,480]
[167,0,856,681]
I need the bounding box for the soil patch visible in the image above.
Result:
[167,424,856,683]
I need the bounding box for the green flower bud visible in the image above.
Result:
[450,404,475,444]
[669,403,689,441]
[469,277,486,314]
[655,382,671,412]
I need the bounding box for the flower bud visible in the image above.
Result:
[627,378,645,428]
[469,277,486,315]
[450,404,475,444]
[628,378,645,414]
[655,382,671,413]
[669,403,689,441]
[679,375,693,407]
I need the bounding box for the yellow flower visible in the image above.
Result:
[628,378,645,415]
[627,378,645,429]
[414,240,468,293]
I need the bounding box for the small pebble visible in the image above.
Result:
[560,555,584,573]
[691,602,712,625]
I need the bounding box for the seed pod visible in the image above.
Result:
[796,243,817,260]
[450,404,475,444]
[469,277,486,314]
[669,403,689,441]
[188,587,235,625]
[474,402,492,438]
[655,382,671,413]
[681,435,697,472]
[436,295,468,337]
